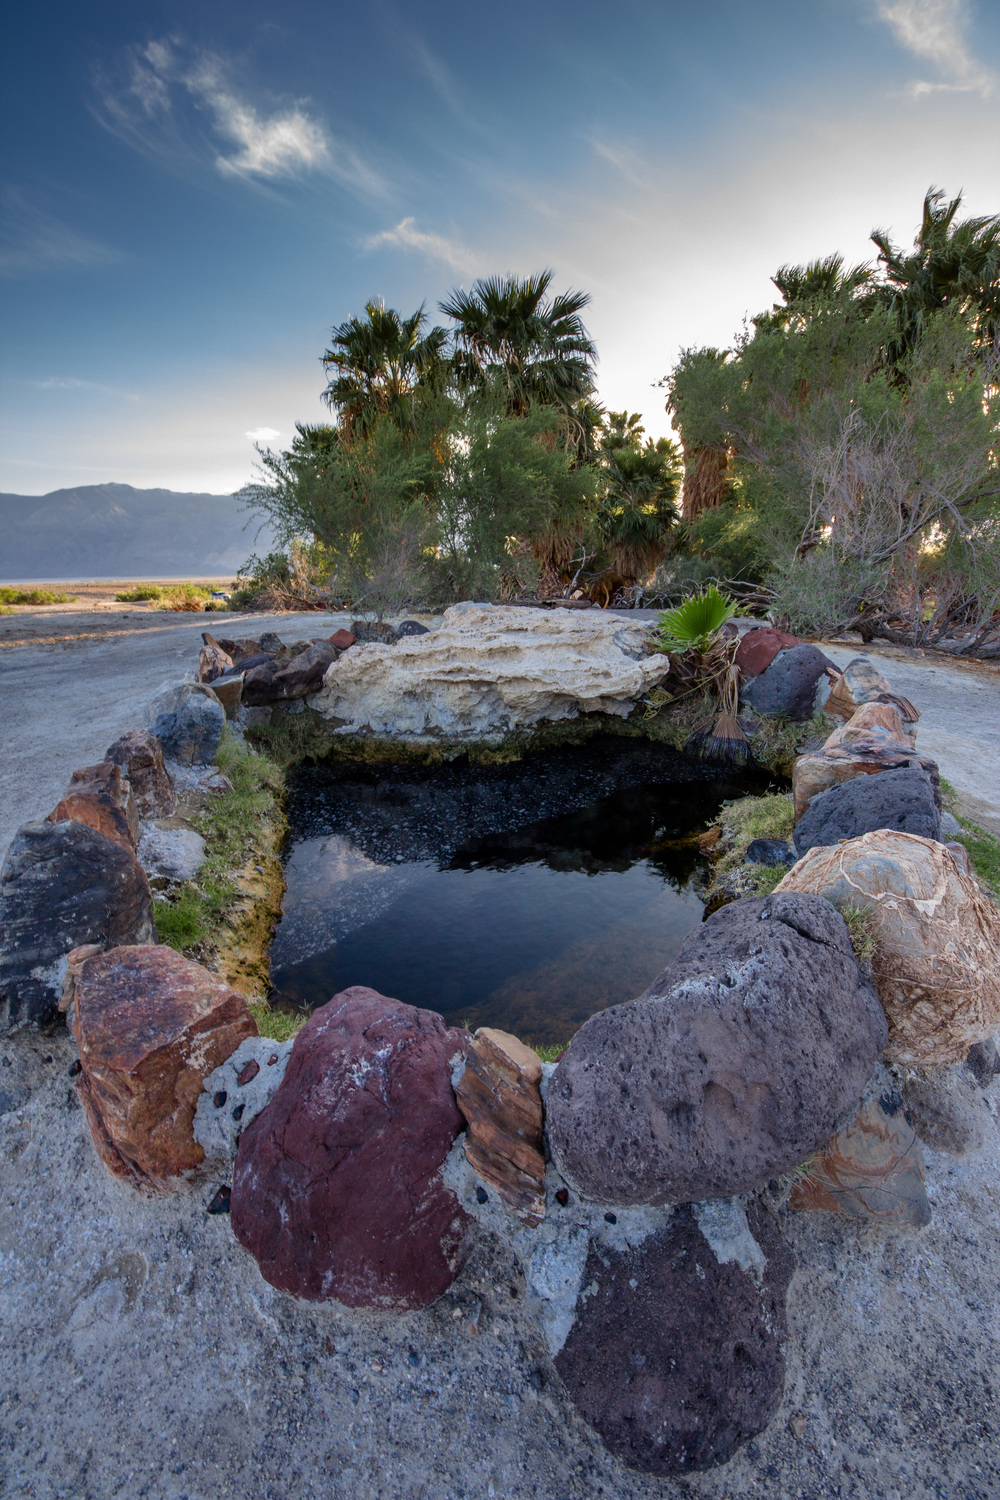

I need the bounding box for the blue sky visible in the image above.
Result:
[1,0,998,495]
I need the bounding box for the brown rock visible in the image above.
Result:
[792,737,939,821]
[58,943,103,1014]
[329,629,357,650]
[73,945,257,1187]
[230,986,472,1308]
[734,626,801,679]
[823,700,915,749]
[210,674,243,719]
[777,831,1000,1065]
[49,761,139,851]
[267,639,339,700]
[198,642,234,684]
[555,1200,794,1475]
[105,730,176,818]
[456,1027,545,1226]
[789,1070,930,1227]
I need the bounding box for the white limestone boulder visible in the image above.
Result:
[309,603,671,738]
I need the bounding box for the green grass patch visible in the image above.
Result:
[115,584,165,602]
[247,999,308,1043]
[532,1041,569,1063]
[154,727,285,960]
[114,582,213,607]
[713,791,795,878]
[939,778,1000,903]
[842,904,879,970]
[0,586,75,605]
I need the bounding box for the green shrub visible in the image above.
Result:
[0,587,75,605]
[248,999,308,1043]
[114,585,164,602]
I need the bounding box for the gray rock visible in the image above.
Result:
[147,683,225,765]
[740,644,838,720]
[397,620,429,637]
[194,1035,294,1160]
[554,1199,794,1475]
[0,821,154,1032]
[546,892,887,1204]
[901,1067,987,1154]
[104,730,176,818]
[259,633,284,654]
[746,838,795,867]
[350,619,398,645]
[939,810,963,839]
[793,766,941,857]
[138,825,206,885]
[966,1035,1000,1087]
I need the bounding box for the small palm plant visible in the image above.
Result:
[654,587,748,766]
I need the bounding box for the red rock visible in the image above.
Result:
[456,1027,545,1226]
[73,945,257,1187]
[49,761,139,851]
[105,730,176,818]
[237,1057,260,1085]
[230,986,472,1308]
[735,627,801,679]
[329,629,356,650]
[789,1074,930,1226]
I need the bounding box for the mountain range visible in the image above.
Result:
[0,483,279,580]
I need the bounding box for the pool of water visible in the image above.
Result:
[269,740,772,1046]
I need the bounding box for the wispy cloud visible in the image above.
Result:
[366,216,477,274]
[0,189,122,277]
[590,140,648,189]
[877,0,995,96]
[29,377,138,401]
[245,426,280,442]
[95,40,385,195]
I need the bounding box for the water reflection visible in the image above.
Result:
[270,741,771,1047]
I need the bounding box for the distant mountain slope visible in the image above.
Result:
[0,483,278,579]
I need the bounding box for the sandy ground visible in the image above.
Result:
[2,607,1000,1498]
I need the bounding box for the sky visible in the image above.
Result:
[1,0,998,497]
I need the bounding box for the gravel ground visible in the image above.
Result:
[1,1029,998,1500]
[2,608,999,1498]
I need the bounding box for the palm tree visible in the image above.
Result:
[665,348,733,524]
[322,301,448,440]
[871,187,1000,356]
[753,254,875,334]
[592,413,681,587]
[439,271,597,418]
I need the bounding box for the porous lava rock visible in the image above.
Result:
[792,738,940,820]
[230,986,473,1308]
[788,1066,930,1227]
[0,821,154,1032]
[267,639,339,700]
[48,760,140,851]
[456,1027,546,1227]
[734,626,801,679]
[777,831,1000,1065]
[546,893,887,1205]
[105,729,176,818]
[793,765,941,857]
[739,644,837,720]
[746,837,795,867]
[555,1200,794,1475]
[73,945,256,1185]
[148,682,225,765]
[350,619,398,645]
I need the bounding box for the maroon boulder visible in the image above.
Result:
[556,1201,794,1474]
[735,627,801,679]
[329,629,357,650]
[105,729,176,818]
[231,986,472,1308]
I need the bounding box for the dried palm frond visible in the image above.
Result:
[687,663,750,766]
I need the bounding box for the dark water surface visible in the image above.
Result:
[270,740,772,1046]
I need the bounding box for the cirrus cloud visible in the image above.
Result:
[876,0,995,97]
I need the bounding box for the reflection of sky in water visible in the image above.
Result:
[272,838,705,1047]
[270,745,769,1045]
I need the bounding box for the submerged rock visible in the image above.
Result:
[310,603,672,738]
[778,831,1000,1065]
[546,893,886,1204]
[555,1199,794,1475]
[231,986,472,1308]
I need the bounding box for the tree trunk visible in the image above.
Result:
[681,446,728,523]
